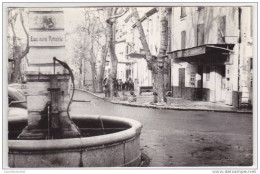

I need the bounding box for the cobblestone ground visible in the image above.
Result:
[71,90,253,167]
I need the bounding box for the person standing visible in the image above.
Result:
[129,78,133,91]
[122,79,125,91]
[102,77,110,97]
[118,79,123,91]
[125,79,129,91]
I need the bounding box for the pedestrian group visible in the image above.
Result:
[103,78,137,102]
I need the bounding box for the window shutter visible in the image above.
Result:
[197,24,204,45]
[218,16,226,43]
[181,30,186,49]
[181,7,186,18]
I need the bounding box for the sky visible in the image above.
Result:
[63,7,154,33]
[64,8,85,33]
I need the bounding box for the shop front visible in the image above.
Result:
[169,44,234,104]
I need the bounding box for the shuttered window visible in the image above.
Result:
[218,16,226,43]
[197,24,204,45]
[180,7,186,18]
[181,30,186,49]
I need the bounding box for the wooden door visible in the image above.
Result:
[179,68,185,98]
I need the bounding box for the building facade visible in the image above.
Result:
[115,40,131,83]
[168,7,253,107]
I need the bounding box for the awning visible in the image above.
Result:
[168,44,234,63]
[127,52,146,58]
[126,52,157,59]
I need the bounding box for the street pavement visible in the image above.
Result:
[71,90,253,167]
[82,90,252,114]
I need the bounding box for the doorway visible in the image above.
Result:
[179,68,185,98]
[197,66,203,100]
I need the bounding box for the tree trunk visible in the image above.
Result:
[107,8,118,97]
[78,73,82,89]
[105,7,129,97]
[96,78,103,93]
[154,67,165,103]
[10,46,22,83]
[10,22,19,83]
[156,8,169,103]
[90,46,99,93]
[90,61,98,93]
[96,67,104,92]
[108,25,118,97]
[96,45,108,93]
[78,58,83,89]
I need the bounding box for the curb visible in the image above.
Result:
[110,101,252,114]
[76,88,104,100]
[76,89,252,114]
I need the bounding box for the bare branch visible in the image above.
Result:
[131,7,155,69]
[106,7,129,24]
[113,8,119,15]
[8,9,18,37]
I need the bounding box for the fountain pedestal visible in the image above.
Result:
[18,8,80,139]
[18,71,81,139]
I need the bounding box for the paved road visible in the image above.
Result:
[71,90,253,167]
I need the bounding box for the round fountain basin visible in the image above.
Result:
[8,115,142,167]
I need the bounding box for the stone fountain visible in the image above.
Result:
[8,8,142,167]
